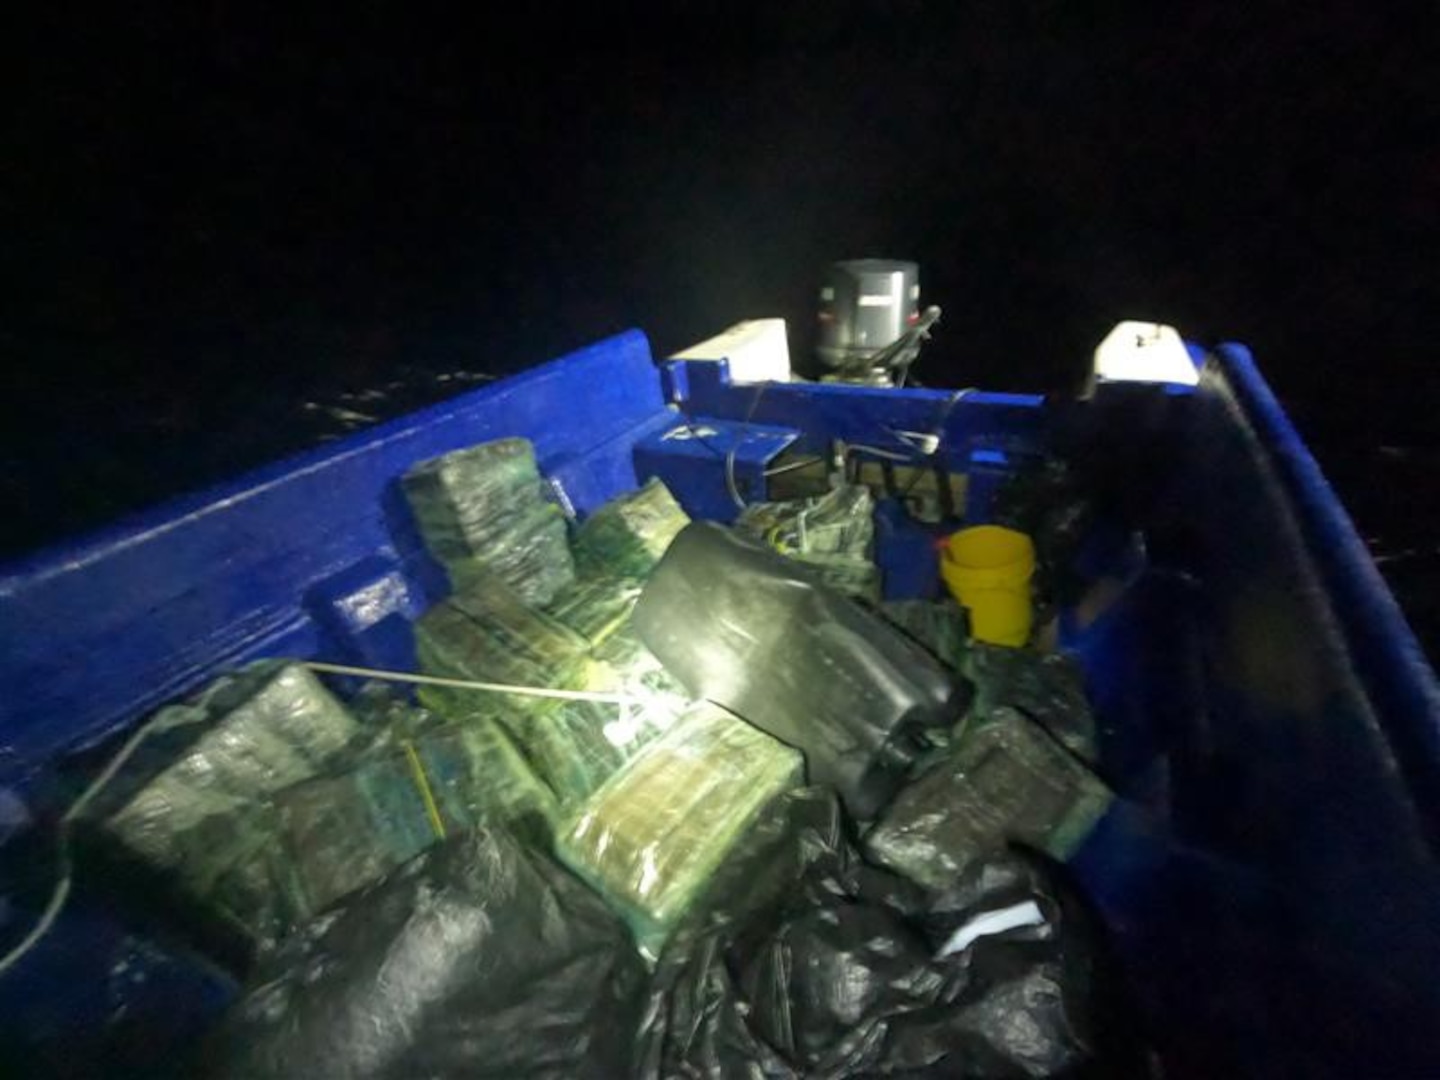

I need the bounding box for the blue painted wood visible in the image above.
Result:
[1060,359,1440,1075]
[0,331,668,774]
[662,359,1048,468]
[633,417,799,524]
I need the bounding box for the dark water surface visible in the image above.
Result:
[5,5,1435,658]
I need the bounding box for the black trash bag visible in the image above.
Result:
[886,856,1109,1078]
[634,522,966,819]
[204,825,647,1080]
[637,788,1118,1079]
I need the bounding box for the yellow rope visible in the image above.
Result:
[402,740,448,841]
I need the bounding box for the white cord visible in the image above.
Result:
[0,711,168,977]
[302,661,648,706]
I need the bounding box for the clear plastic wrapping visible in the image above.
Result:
[102,663,360,870]
[414,577,595,711]
[401,436,575,606]
[90,669,567,962]
[557,701,803,956]
[263,711,560,918]
[864,705,1113,891]
[543,573,644,647]
[84,663,362,960]
[735,482,880,600]
[573,477,690,578]
[415,578,683,808]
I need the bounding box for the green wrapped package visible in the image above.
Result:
[863,706,1113,892]
[574,478,690,578]
[498,699,641,810]
[415,579,595,720]
[735,483,880,600]
[529,626,693,803]
[131,695,557,953]
[89,667,571,963]
[416,579,683,808]
[265,713,560,917]
[557,702,804,957]
[85,662,362,960]
[544,573,644,648]
[401,437,576,606]
[591,624,689,705]
[965,643,1098,763]
[103,662,360,869]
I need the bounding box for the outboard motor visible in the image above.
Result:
[815,259,940,385]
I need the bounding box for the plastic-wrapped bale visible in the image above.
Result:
[573,478,690,578]
[557,701,803,957]
[100,662,359,873]
[591,623,689,707]
[864,706,1113,892]
[513,621,692,809]
[81,663,361,963]
[416,580,678,808]
[414,578,594,722]
[414,584,593,711]
[543,573,644,648]
[879,598,969,672]
[205,827,649,1080]
[735,483,880,601]
[266,713,561,918]
[966,642,1099,763]
[401,436,575,606]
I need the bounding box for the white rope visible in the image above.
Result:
[302,661,648,706]
[0,711,168,977]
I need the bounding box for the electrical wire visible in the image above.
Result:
[898,386,976,501]
[668,416,757,511]
[763,456,826,477]
[722,381,774,510]
[844,443,917,463]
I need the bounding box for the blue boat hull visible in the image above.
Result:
[2,330,1437,1076]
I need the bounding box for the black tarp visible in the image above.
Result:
[205,826,647,1079]
[634,522,966,818]
[637,788,1137,1078]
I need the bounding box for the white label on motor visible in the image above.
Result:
[858,294,894,306]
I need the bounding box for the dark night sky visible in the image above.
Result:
[4,2,1436,645]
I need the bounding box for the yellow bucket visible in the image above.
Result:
[940,526,1036,646]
